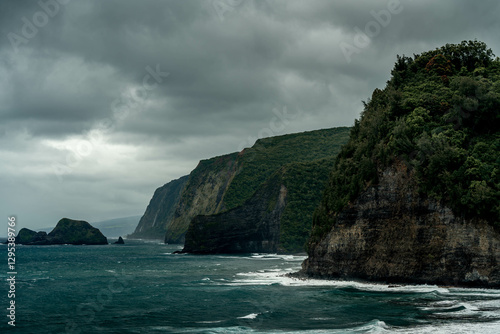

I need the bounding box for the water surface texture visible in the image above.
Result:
[1,241,500,333]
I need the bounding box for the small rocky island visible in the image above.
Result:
[114,236,125,244]
[15,218,108,245]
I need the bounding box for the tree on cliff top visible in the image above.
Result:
[310,40,500,246]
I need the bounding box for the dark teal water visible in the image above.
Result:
[2,240,500,333]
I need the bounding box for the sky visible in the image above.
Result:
[1,0,499,233]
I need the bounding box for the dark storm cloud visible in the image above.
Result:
[1,0,499,231]
[3,0,498,140]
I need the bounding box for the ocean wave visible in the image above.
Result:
[230,269,500,297]
[172,320,389,333]
[250,253,307,261]
[388,321,500,334]
[195,320,225,324]
[215,254,306,261]
[227,269,452,295]
[237,313,259,320]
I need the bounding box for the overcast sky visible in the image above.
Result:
[1,0,499,233]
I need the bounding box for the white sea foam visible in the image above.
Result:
[419,300,460,311]
[228,268,451,295]
[207,253,500,333]
[427,300,500,321]
[216,254,306,261]
[388,321,500,334]
[173,319,500,334]
[237,313,259,320]
[446,288,500,298]
[250,253,307,261]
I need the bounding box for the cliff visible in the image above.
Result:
[302,164,500,287]
[131,127,350,243]
[164,153,241,243]
[166,128,350,244]
[182,173,287,253]
[183,158,335,253]
[15,218,108,245]
[303,41,500,287]
[129,176,188,239]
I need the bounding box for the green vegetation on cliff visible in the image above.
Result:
[223,128,350,210]
[183,156,337,253]
[311,40,500,246]
[277,158,336,251]
[164,127,350,244]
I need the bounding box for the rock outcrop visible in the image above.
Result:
[15,218,108,245]
[302,165,500,288]
[15,229,49,245]
[114,236,125,244]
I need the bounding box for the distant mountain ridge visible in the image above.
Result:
[92,216,141,237]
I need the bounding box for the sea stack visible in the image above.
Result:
[114,236,125,244]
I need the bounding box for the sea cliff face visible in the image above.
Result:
[302,164,500,287]
[164,153,241,243]
[132,127,350,244]
[183,157,338,253]
[302,42,499,288]
[182,175,287,254]
[129,176,188,239]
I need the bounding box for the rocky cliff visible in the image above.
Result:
[16,218,108,245]
[182,173,287,254]
[165,128,350,244]
[129,176,188,239]
[302,164,500,287]
[302,41,499,288]
[131,127,350,244]
[164,153,241,243]
[182,158,336,253]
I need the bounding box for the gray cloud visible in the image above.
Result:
[1,0,499,233]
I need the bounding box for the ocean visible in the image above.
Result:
[1,240,500,333]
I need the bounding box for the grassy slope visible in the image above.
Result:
[222,127,350,210]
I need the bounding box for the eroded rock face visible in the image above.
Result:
[182,180,287,254]
[302,165,500,288]
[129,176,188,240]
[165,154,241,244]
